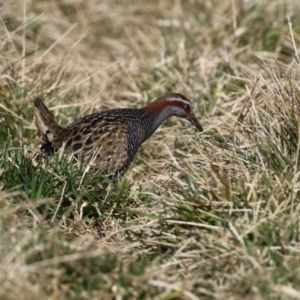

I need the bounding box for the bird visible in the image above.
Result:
[33,93,203,178]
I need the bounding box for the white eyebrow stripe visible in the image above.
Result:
[165,97,190,105]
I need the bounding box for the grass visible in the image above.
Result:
[1,0,300,299]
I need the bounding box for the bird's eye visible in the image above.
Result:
[184,104,190,111]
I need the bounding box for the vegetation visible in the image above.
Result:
[1,0,300,299]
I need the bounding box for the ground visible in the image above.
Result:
[1,0,300,299]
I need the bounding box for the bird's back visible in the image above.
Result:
[64,111,135,176]
[34,99,147,176]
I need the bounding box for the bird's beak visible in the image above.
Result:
[187,113,203,132]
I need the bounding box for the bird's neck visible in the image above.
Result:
[140,105,175,142]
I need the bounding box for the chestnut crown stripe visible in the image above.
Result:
[33,93,203,178]
[142,94,192,114]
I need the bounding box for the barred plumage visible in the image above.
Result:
[33,93,203,177]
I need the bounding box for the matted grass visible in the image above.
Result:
[1,0,300,299]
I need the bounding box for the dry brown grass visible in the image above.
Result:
[1,0,300,299]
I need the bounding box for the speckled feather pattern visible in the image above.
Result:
[63,110,157,176]
[33,93,202,178]
[34,99,158,177]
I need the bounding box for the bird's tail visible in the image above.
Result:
[33,98,63,150]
